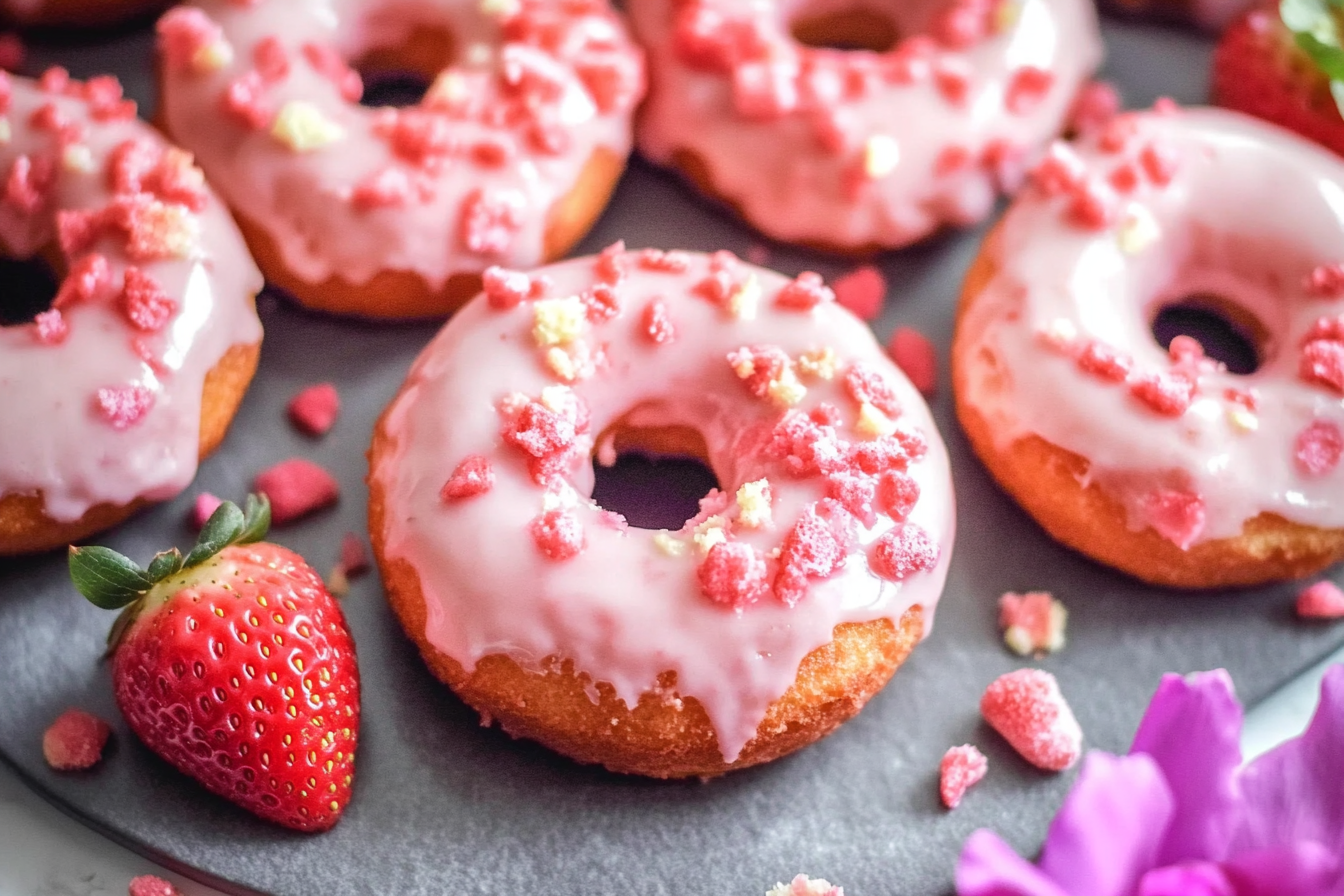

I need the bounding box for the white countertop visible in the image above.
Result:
[3,644,1342,896]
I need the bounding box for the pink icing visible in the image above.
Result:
[156,0,644,294]
[629,0,1102,249]
[956,106,1344,546]
[0,72,262,524]
[370,248,956,762]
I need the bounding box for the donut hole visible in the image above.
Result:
[354,23,456,108]
[590,425,723,531]
[0,256,60,327]
[791,7,901,52]
[1150,296,1265,375]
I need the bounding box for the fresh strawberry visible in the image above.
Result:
[1213,4,1344,157]
[69,496,360,832]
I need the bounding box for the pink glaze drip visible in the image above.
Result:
[156,0,644,294]
[0,73,262,523]
[957,106,1344,546]
[370,249,956,762]
[629,0,1102,249]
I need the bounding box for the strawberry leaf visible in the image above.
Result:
[238,494,271,546]
[69,546,154,609]
[147,549,185,580]
[184,500,246,568]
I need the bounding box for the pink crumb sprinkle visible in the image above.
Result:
[887,327,937,395]
[876,470,920,521]
[190,492,223,530]
[980,668,1082,772]
[998,591,1067,656]
[338,532,369,577]
[459,187,525,255]
[1067,80,1120,136]
[1004,66,1053,115]
[832,265,885,321]
[1301,338,1344,395]
[440,454,494,501]
[697,541,770,609]
[33,309,68,345]
[119,268,177,332]
[530,508,585,561]
[1129,370,1195,416]
[43,709,111,771]
[287,383,340,437]
[1140,488,1206,550]
[1305,263,1344,298]
[1296,580,1344,620]
[1295,420,1343,476]
[939,744,988,809]
[869,523,938,581]
[95,384,154,429]
[482,265,533,310]
[253,458,339,524]
[641,299,676,345]
[128,876,182,896]
[843,362,902,417]
[774,271,835,310]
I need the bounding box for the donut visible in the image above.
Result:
[155,0,645,319]
[953,105,1344,588]
[628,0,1103,253]
[0,69,263,556]
[368,246,955,777]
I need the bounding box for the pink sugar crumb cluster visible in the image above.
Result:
[288,383,340,436]
[128,876,182,896]
[980,668,1083,772]
[254,458,339,524]
[42,708,111,771]
[940,744,989,809]
[766,875,844,896]
[887,327,937,396]
[1296,580,1344,620]
[441,454,494,501]
[998,591,1067,657]
[832,265,885,321]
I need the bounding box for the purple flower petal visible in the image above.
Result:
[956,829,1069,896]
[1129,670,1244,864]
[1135,861,1235,896]
[1037,752,1174,896]
[1233,666,1344,860]
[1224,841,1342,896]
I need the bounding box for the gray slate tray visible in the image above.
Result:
[2,16,1343,896]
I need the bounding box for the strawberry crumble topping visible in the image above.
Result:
[939,744,988,809]
[998,591,1067,656]
[441,455,495,501]
[254,458,340,523]
[981,668,1082,771]
[42,708,111,770]
[288,382,340,436]
[1296,580,1344,620]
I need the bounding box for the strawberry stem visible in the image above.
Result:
[69,494,272,610]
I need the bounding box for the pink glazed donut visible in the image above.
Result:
[954,106,1344,588]
[155,0,644,318]
[629,0,1103,252]
[368,246,956,777]
[0,70,263,555]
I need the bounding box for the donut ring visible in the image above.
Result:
[0,70,263,555]
[368,246,955,777]
[156,0,644,319]
[953,106,1344,588]
[629,0,1102,252]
